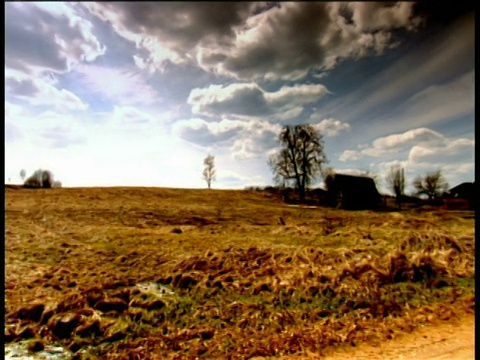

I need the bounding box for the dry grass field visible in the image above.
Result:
[4,186,475,359]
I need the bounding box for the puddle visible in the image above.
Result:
[135,282,174,297]
[5,342,70,360]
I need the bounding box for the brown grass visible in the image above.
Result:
[5,186,475,359]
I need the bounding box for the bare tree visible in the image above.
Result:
[269,124,327,202]
[202,154,216,189]
[386,165,405,209]
[20,169,26,182]
[413,170,449,200]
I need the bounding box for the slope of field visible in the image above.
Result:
[5,186,475,359]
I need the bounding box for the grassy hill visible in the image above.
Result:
[5,186,475,359]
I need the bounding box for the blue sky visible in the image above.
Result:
[5,2,474,194]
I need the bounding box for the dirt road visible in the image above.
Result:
[322,314,474,360]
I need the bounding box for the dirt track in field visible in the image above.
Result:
[321,313,474,360]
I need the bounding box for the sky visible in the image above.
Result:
[5,2,475,194]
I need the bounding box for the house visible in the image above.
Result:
[326,174,382,210]
[446,182,475,199]
[443,182,475,210]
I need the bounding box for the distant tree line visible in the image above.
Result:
[265,124,456,210]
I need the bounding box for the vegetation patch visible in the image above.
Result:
[5,186,474,359]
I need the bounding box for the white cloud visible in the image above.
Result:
[75,65,159,105]
[188,83,329,120]
[407,138,474,164]
[341,128,448,160]
[188,83,268,117]
[173,118,248,145]
[5,102,25,118]
[173,116,281,160]
[347,2,421,32]
[111,106,156,125]
[332,168,374,177]
[230,120,282,160]
[231,137,266,160]
[265,84,331,106]
[21,111,89,149]
[310,116,350,137]
[343,128,474,194]
[340,126,473,193]
[5,69,88,111]
[370,128,445,154]
[339,150,363,162]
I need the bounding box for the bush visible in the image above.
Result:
[23,169,55,189]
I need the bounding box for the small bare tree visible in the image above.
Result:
[20,169,26,182]
[202,154,216,189]
[386,165,405,209]
[413,170,449,200]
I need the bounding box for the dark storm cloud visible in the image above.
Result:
[199,2,422,80]
[84,2,421,80]
[413,1,474,28]
[84,2,258,50]
[5,12,65,73]
[83,2,261,71]
[5,2,105,74]
[5,76,38,97]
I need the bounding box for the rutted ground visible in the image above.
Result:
[5,186,475,359]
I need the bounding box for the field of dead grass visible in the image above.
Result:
[4,186,475,359]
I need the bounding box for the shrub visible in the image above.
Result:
[23,169,55,189]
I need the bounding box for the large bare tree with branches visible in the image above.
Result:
[269,124,327,201]
[413,170,449,200]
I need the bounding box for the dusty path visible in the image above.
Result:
[321,314,475,360]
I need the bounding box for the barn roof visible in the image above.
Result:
[328,174,381,210]
[446,182,475,199]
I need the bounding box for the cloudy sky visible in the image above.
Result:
[5,2,474,193]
